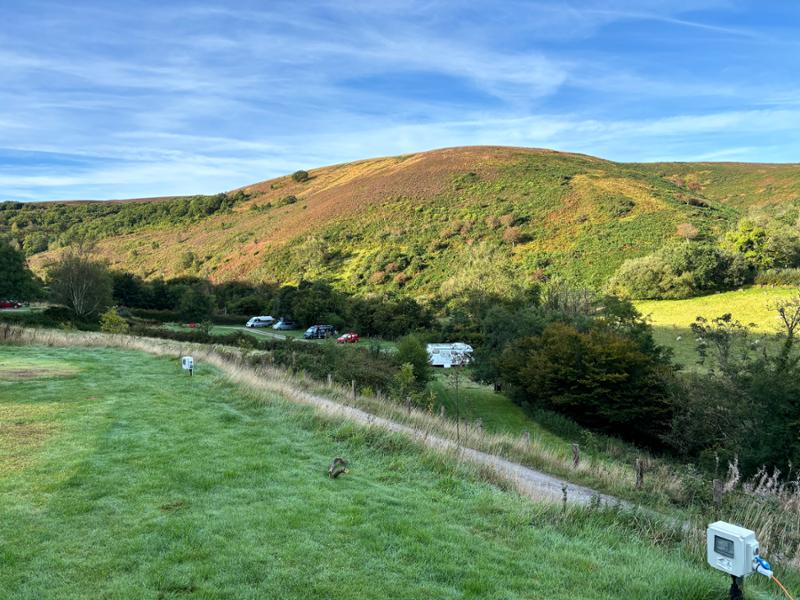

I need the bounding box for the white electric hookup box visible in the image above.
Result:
[707,521,759,577]
[181,356,194,372]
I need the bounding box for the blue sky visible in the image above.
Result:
[1,1,799,201]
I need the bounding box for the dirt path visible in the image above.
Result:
[228,368,624,507]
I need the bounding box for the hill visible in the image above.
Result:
[5,146,800,300]
[0,343,726,598]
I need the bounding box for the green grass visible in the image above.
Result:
[636,286,798,370]
[636,286,798,332]
[0,344,745,599]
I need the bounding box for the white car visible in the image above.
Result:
[245,316,275,328]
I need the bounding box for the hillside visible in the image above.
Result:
[6,146,800,299]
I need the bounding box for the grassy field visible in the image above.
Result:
[0,344,746,599]
[636,286,798,333]
[636,286,798,370]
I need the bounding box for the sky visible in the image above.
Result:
[1,1,799,201]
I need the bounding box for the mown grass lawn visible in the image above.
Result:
[0,345,735,598]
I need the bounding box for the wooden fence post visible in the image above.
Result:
[634,458,644,490]
[327,373,333,388]
[713,479,724,507]
[522,430,531,445]
[351,379,356,400]
[572,444,580,469]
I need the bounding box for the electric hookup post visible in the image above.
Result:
[181,356,194,377]
[706,521,794,599]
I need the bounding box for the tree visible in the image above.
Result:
[670,311,800,476]
[499,321,674,446]
[0,241,39,300]
[178,286,214,322]
[47,250,113,319]
[111,271,146,307]
[395,334,432,388]
[724,218,800,270]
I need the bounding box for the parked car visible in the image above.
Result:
[304,324,337,339]
[336,332,360,344]
[0,300,22,309]
[272,319,298,330]
[245,316,275,328]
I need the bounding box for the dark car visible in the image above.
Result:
[304,324,337,339]
[0,300,22,309]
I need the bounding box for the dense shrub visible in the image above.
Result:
[291,170,310,183]
[1,192,249,255]
[498,320,674,446]
[608,242,749,299]
[754,268,800,286]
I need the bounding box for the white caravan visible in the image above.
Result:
[426,343,473,368]
[245,316,275,328]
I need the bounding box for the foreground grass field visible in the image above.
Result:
[0,344,741,599]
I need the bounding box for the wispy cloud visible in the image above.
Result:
[0,0,798,200]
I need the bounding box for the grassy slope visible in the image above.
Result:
[634,162,800,213]
[0,345,734,599]
[27,146,786,298]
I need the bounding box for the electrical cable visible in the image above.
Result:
[771,575,795,600]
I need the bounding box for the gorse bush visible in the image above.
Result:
[99,307,130,334]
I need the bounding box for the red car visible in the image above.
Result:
[0,300,22,309]
[336,332,360,344]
